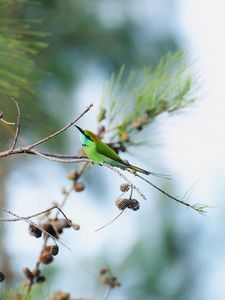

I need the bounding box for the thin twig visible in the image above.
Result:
[56,162,90,218]
[55,186,74,218]
[9,98,21,151]
[0,205,72,226]
[103,287,112,300]
[0,207,71,250]
[134,172,196,210]
[95,210,124,232]
[0,118,15,125]
[0,205,58,222]
[27,103,93,150]
[25,238,48,294]
[34,152,87,159]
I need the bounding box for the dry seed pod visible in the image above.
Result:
[44,244,59,256]
[0,271,5,282]
[111,276,121,287]
[115,198,130,210]
[116,198,140,211]
[120,183,130,192]
[73,182,85,192]
[120,131,129,142]
[43,245,52,252]
[61,186,67,195]
[36,275,46,283]
[32,268,40,277]
[57,227,63,234]
[23,267,33,280]
[67,170,79,181]
[72,223,80,230]
[101,276,121,288]
[50,291,70,300]
[39,251,53,264]
[28,224,42,238]
[119,144,126,152]
[128,199,140,211]
[50,245,59,256]
[132,116,148,131]
[99,267,108,275]
[132,120,143,130]
[53,218,71,230]
[40,223,58,238]
[107,143,118,153]
[59,218,72,228]
[101,276,110,285]
[97,125,105,138]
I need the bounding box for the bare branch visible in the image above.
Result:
[32,151,87,159]
[0,102,93,159]
[0,207,71,250]
[30,149,91,164]
[0,205,58,222]
[0,205,72,227]
[54,187,74,219]
[95,210,124,232]
[27,103,93,150]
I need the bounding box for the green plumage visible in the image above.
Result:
[76,126,150,175]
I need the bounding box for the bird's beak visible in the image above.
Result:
[75,125,85,135]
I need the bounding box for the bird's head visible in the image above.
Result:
[75,125,99,145]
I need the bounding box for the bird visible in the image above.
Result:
[75,125,169,178]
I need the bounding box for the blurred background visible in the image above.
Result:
[0,0,225,299]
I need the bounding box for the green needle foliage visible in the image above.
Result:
[0,0,63,148]
[0,0,48,99]
[99,52,196,145]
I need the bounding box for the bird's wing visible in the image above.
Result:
[95,140,126,164]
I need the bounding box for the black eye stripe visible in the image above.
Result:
[84,134,93,142]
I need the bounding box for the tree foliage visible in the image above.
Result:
[99,52,196,146]
[0,0,47,99]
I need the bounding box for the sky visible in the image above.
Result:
[167,1,225,299]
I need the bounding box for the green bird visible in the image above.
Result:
[75,125,168,178]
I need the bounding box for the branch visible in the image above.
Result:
[134,172,207,214]
[0,206,71,250]
[95,211,124,232]
[0,205,71,226]
[30,149,91,164]
[0,102,93,159]
[9,97,21,151]
[27,103,93,150]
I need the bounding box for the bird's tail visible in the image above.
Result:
[127,164,150,175]
[127,164,171,179]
